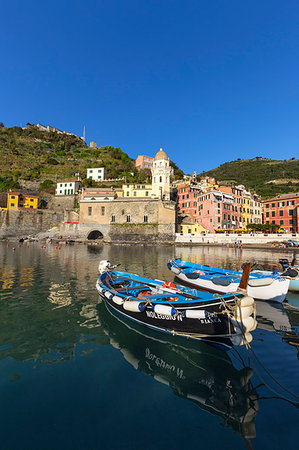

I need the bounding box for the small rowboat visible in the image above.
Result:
[96,260,257,351]
[168,260,290,303]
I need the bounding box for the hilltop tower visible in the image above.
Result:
[151,148,172,200]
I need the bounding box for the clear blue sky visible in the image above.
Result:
[1,0,299,173]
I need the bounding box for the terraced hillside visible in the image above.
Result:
[0,124,149,192]
[200,157,299,198]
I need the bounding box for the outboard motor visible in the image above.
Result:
[99,260,112,273]
[279,258,289,271]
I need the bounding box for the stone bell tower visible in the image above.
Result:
[151,148,172,200]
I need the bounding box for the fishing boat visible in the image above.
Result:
[96,260,257,350]
[252,258,299,293]
[97,300,259,443]
[168,259,290,303]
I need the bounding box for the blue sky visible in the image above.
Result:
[1,0,299,173]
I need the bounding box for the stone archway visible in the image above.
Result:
[87,230,103,240]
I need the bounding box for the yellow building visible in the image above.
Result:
[241,190,252,227]
[122,184,152,198]
[7,191,39,210]
[178,214,208,234]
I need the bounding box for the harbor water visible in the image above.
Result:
[0,242,298,449]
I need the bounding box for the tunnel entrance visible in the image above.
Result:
[87,230,103,240]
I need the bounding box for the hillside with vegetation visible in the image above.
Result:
[0,124,183,193]
[199,157,299,199]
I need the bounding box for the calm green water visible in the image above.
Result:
[0,242,298,450]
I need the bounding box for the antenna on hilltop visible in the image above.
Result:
[82,125,86,142]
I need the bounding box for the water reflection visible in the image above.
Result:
[97,301,259,443]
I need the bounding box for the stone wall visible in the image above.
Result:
[108,223,175,242]
[0,209,64,238]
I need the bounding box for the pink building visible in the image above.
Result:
[135,155,154,170]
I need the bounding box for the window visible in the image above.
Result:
[218,217,220,223]
[279,210,283,216]
[126,192,129,196]
[88,207,92,216]
[144,215,148,223]
[228,215,230,220]
[133,192,136,196]
[289,210,293,216]
[272,211,275,217]
[101,206,105,216]
[159,176,162,183]
[11,203,14,207]
[30,199,34,202]
[126,215,131,223]
[272,203,275,207]
[30,205,33,209]
[280,220,284,225]
[290,219,293,225]
[142,185,145,189]
[111,215,115,222]
[266,212,269,217]
[145,191,149,196]
[11,195,15,199]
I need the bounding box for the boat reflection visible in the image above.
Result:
[256,300,299,357]
[97,301,259,443]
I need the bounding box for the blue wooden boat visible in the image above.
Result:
[96,260,257,350]
[168,259,290,303]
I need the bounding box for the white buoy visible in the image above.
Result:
[239,296,255,307]
[235,305,254,319]
[153,304,177,317]
[123,301,146,313]
[112,295,124,305]
[184,309,209,319]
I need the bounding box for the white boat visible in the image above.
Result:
[252,258,299,293]
[168,260,290,303]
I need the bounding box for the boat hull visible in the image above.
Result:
[96,283,239,350]
[174,271,289,303]
[252,270,299,293]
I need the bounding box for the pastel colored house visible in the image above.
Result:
[7,191,39,209]
[56,180,82,196]
[135,155,154,170]
[122,184,152,198]
[263,193,299,233]
[86,167,107,182]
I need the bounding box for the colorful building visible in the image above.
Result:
[7,191,39,209]
[122,184,152,198]
[263,193,299,233]
[135,155,154,170]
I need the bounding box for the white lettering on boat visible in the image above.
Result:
[146,311,183,321]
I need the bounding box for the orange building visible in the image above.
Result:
[263,193,299,233]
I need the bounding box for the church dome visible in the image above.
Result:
[154,148,169,161]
